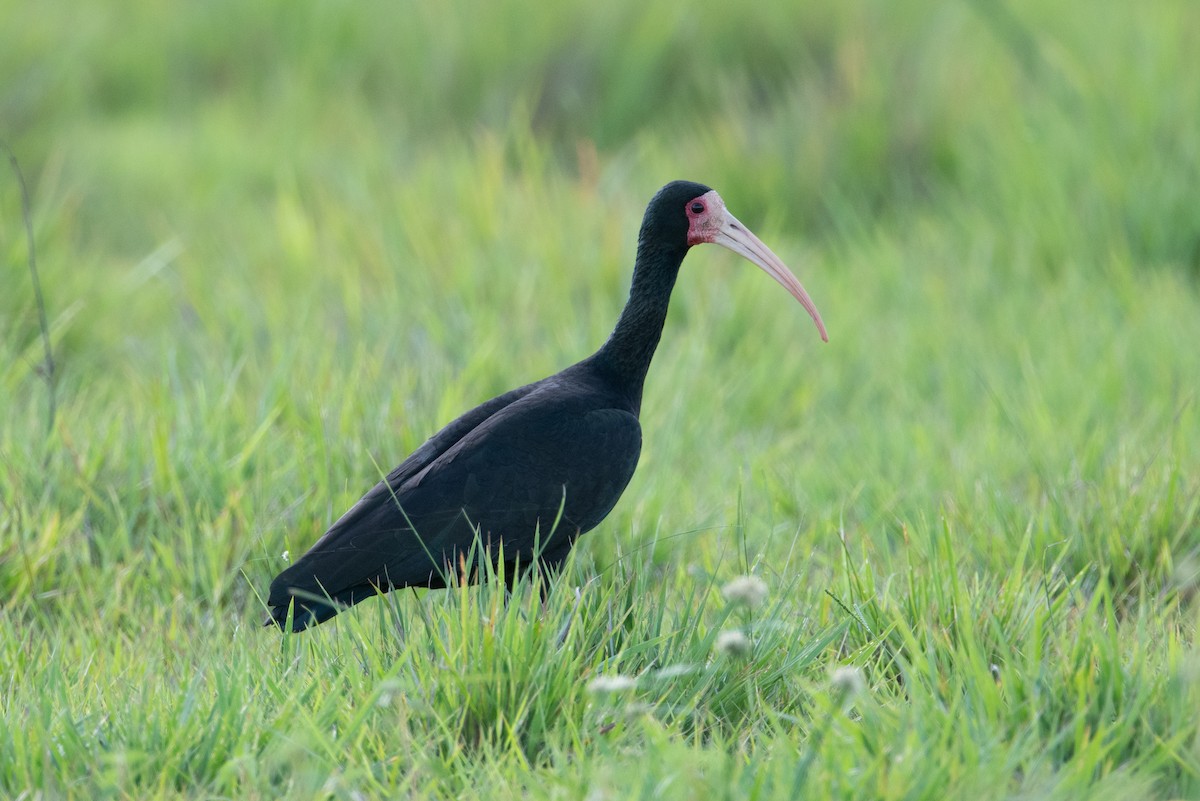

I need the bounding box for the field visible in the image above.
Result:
[3,1,1200,798]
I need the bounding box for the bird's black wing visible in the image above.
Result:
[268,380,641,627]
[267,381,539,622]
[344,381,542,519]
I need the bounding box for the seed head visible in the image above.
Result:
[655,663,699,679]
[831,665,865,697]
[588,674,637,694]
[715,629,752,658]
[721,575,768,609]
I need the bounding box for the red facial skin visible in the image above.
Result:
[684,190,828,343]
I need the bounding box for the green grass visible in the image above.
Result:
[3,0,1200,798]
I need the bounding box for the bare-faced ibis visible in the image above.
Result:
[268,181,827,631]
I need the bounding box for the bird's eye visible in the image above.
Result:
[690,202,705,214]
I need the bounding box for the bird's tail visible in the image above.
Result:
[265,585,377,632]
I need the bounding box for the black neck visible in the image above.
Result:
[592,239,688,410]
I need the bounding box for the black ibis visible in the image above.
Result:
[267,180,826,631]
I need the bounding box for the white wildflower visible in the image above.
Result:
[655,663,700,679]
[831,665,865,697]
[588,674,637,694]
[721,575,768,609]
[281,549,290,563]
[376,678,402,707]
[715,629,752,658]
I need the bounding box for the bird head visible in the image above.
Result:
[645,180,828,342]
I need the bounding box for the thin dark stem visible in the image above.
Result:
[2,142,57,447]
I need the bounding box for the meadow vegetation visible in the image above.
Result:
[2,0,1200,798]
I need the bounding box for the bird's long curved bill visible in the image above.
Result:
[715,215,828,342]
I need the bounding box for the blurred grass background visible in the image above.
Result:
[2,0,1200,798]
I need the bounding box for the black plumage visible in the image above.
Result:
[267,180,826,631]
